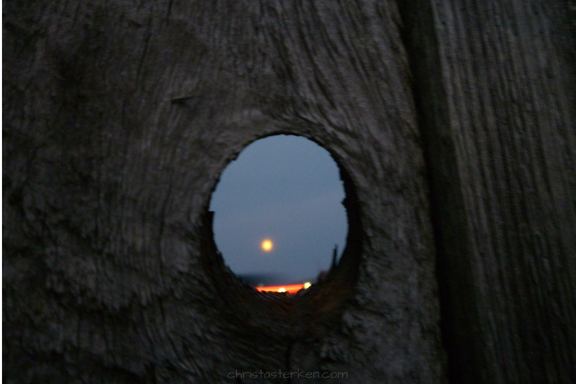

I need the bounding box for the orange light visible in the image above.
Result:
[261,239,273,252]
[256,284,305,294]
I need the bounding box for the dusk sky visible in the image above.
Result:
[209,135,347,285]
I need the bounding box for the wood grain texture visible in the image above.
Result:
[5,0,574,382]
[401,0,576,382]
[3,1,444,383]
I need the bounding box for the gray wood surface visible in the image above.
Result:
[400,0,576,382]
[3,0,574,383]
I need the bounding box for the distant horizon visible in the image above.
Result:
[209,135,348,284]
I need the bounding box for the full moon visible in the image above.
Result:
[261,239,273,252]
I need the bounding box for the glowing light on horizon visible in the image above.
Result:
[256,283,312,294]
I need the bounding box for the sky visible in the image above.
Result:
[209,135,348,285]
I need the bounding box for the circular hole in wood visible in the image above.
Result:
[209,135,347,293]
[200,133,362,338]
